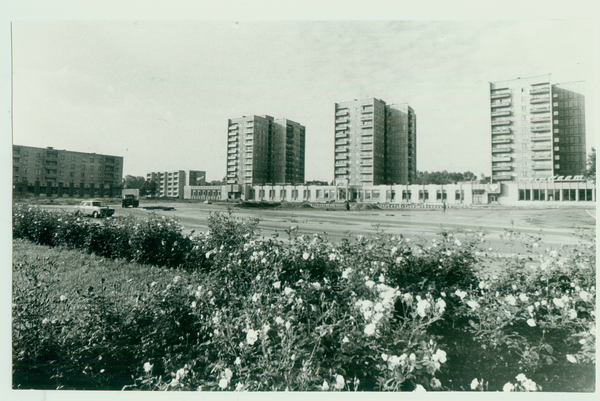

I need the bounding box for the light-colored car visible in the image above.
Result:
[74,200,115,218]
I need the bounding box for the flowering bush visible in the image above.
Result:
[12,205,596,392]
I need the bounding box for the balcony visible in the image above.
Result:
[492,166,512,171]
[532,165,552,170]
[336,117,349,124]
[229,125,238,131]
[531,145,552,151]
[227,149,237,154]
[492,175,513,181]
[227,161,237,166]
[335,125,349,131]
[531,105,551,113]
[361,107,373,114]
[228,137,238,143]
[361,145,374,151]
[361,137,373,144]
[492,138,512,144]
[335,146,349,153]
[336,109,349,117]
[335,132,348,138]
[492,156,512,162]
[492,127,511,134]
[335,139,349,145]
[532,154,552,160]
[491,101,511,108]
[360,114,373,120]
[360,168,373,173]
[531,135,552,142]
[335,168,348,175]
[361,123,373,129]
[530,86,550,95]
[491,119,511,126]
[360,152,372,158]
[359,160,373,166]
[335,154,348,160]
[228,143,238,149]
[227,155,237,160]
[491,110,511,117]
[360,176,373,182]
[530,96,550,104]
[227,173,236,178]
[531,116,551,123]
[491,147,512,153]
[491,92,510,100]
[335,161,348,167]
[531,125,551,132]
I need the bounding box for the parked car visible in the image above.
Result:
[204,200,212,204]
[74,200,115,218]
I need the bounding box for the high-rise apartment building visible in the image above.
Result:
[12,145,123,197]
[226,115,305,186]
[490,75,586,182]
[146,170,206,198]
[334,98,416,186]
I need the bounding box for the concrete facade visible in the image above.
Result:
[12,145,123,197]
[146,170,206,198]
[226,115,305,189]
[334,98,416,186]
[490,75,586,182]
[184,178,595,206]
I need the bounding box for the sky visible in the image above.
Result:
[9,18,597,182]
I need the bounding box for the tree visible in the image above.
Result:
[123,175,146,189]
[585,148,596,181]
[141,179,158,197]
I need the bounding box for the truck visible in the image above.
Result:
[122,188,140,208]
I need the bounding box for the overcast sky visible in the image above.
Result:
[10,19,598,182]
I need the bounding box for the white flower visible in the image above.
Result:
[143,362,153,373]
[252,293,260,303]
[552,298,565,308]
[566,354,577,363]
[365,280,375,289]
[409,353,416,362]
[568,309,577,319]
[334,374,345,390]
[433,349,447,364]
[455,290,467,300]
[414,384,427,392]
[522,379,538,391]
[388,355,401,368]
[263,324,271,335]
[191,301,196,308]
[273,281,281,289]
[218,378,228,389]
[436,298,446,313]
[515,373,527,382]
[505,295,517,306]
[224,368,233,381]
[172,276,181,284]
[416,299,431,317]
[503,382,515,392]
[235,382,244,391]
[275,316,284,325]
[579,290,591,302]
[378,274,385,283]
[470,378,480,390]
[526,318,536,327]
[60,295,68,302]
[466,300,480,310]
[519,293,529,302]
[285,321,291,330]
[381,353,389,361]
[284,287,294,296]
[42,318,49,325]
[246,329,258,345]
[234,357,241,365]
[342,336,349,343]
[391,247,398,255]
[311,282,321,290]
[303,252,310,260]
[322,380,329,391]
[364,323,376,336]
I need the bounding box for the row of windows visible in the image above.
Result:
[519,188,594,201]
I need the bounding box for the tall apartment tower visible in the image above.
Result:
[334,98,416,186]
[490,75,586,182]
[226,115,305,186]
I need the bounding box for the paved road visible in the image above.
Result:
[36,202,596,252]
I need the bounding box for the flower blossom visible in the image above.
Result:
[334,374,345,390]
[566,354,577,363]
[503,382,515,392]
[470,378,480,390]
[526,318,536,327]
[246,329,258,345]
[505,295,517,306]
[416,299,431,317]
[466,300,480,310]
[433,349,447,364]
[364,323,376,336]
[322,380,329,391]
[143,362,153,373]
[414,384,427,392]
[273,281,281,289]
[218,378,228,389]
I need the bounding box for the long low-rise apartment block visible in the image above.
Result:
[146,170,206,198]
[12,145,124,198]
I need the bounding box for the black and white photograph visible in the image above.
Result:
[5,1,598,398]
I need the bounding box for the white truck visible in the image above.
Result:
[122,188,140,208]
